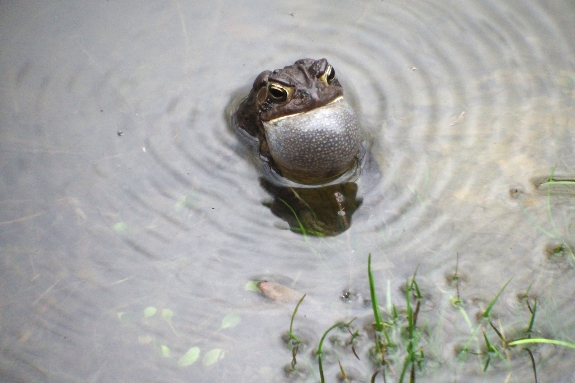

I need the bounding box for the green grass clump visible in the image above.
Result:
[283,253,575,382]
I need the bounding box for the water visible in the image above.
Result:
[1,0,574,382]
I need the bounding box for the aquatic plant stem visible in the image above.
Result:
[317,321,345,383]
[287,294,306,369]
[289,294,306,341]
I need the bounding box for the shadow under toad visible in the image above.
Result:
[260,178,362,237]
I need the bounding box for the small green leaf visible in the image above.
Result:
[161,308,174,321]
[176,191,199,211]
[113,222,128,235]
[160,344,171,358]
[184,191,198,208]
[178,347,200,367]
[244,280,259,292]
[144,306,157,318]
[117,312,133,323]
[221,314,241,329]
[482,278,513,319]
[450,296,462,307]
[175,199,186,211]
[202,348,224,366]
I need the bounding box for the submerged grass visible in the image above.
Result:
[316,319,355,383]
[519,167,575,263]
[455,277,514,365]
[278,198,324,238]
[284,253,575,382]
[287,294,306,369]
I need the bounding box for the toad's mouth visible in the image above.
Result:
[262,98,361,184]
[265,96,344,123]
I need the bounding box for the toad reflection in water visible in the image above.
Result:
[231,58,367,236]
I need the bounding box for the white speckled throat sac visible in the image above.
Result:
[262,98,361,184]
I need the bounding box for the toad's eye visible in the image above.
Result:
[319,65,336,85]
[326,66,335,81]
[268,84,290,102]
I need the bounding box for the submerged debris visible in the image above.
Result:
[258,281,304,303]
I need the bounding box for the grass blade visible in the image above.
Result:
[509,338,575,349]
[368,253,391,362]
[482,277,513,319]
[525,348,538,383]
[526,299,537,335]
[368,254,384,332]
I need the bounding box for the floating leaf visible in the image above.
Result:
[175,199,186,211]
[221,313,241,329]
[161,308,174,321]
[113,222,128,235]
[144,307,157,318]
[160,308,179,335]
[175,191,199,211]
[202,348,224,366]
[184,191,198,208]
[244,280,259,292]
[178,347,200,367]
[159,344,171,358]
[117,312,133,323]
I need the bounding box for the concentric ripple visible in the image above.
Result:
[264,0,575,252]
[90,0,575,379]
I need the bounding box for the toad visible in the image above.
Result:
[233,58,362,184]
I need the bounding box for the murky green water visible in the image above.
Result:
[1,1,574,382]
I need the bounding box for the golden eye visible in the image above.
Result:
[268,83,291,103]
[319,65,335,85]
[326,66,335,81]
